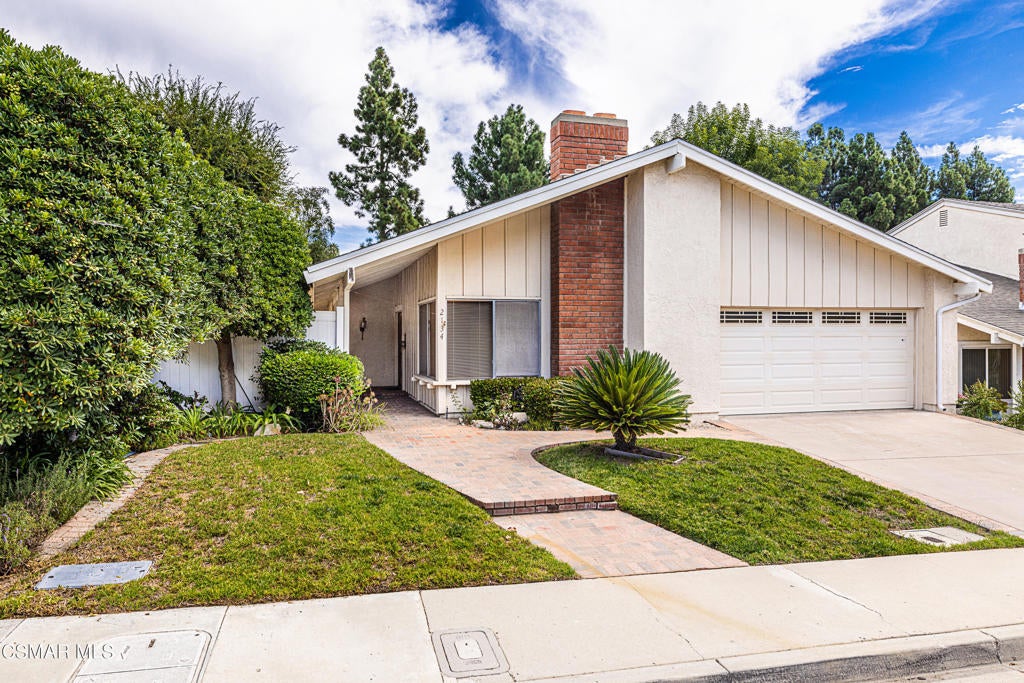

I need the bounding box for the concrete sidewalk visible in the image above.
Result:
[4,549,1024,682]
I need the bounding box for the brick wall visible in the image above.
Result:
[548,111,629,375]
[549,111,629,181]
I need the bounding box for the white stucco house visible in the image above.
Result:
[302,111,993,420]
[889,198,1024,399]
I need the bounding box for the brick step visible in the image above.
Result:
[471,493,618,517]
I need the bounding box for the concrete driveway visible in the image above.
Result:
[726,411,1024,533]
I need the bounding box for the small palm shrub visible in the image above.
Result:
[957,381,1006,420]
[553,347,692,451]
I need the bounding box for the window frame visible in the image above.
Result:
[959,342,1014,399]
[417,299,436,379]
[446,298,542,380]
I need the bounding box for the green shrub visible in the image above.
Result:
[116,384,182,452]
[0,502,45,574]
[1003,380,1024,430]
[0,30,209,450]
[553,346,692,451]
[957,381,1006,420]
[468,377,564,424]
[257,347,365,429]
[263,337,335,357]
[319,381,386,432]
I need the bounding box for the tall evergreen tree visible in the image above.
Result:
[938,142,1015,202]
[806,126,895,230]
[651,102,824,198]
[288,186,339,263]
[889,131,935,224]
[452,104,548,209]
[330,47,429,244]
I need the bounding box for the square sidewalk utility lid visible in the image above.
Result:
[36,561,152,590]
[891,527,984,547]
[73,630,210,682]
[431,628,509,678]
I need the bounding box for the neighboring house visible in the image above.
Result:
[304,110,990,420]
[889,199,1024,399]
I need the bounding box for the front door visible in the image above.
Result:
[396,311,403,388]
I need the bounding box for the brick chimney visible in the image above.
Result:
[1018,249,1024,310]
[549,111,629,181]
[549,111,629,375]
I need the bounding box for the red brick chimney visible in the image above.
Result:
[548,111,629,375]
[1018,249,1024,310]
[549,111,629,181]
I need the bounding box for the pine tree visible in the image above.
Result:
[889,131,935,224]
[452,104,547,209]
[330,47,429,244]
[937,142,968,199]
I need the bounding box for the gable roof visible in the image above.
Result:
[888,197,1024,236]
[959,267,1024,338]
[305,140,991,293]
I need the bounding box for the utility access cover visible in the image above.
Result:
[891,527,984,547]
[72,630,210,683]
[431,628,509,678]
[36,561,152,590]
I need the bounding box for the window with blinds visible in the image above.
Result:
[448,301,493,380]
[417,301,435,378]
[495,301,540,376]
[447,300,541,380]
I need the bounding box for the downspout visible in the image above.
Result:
[338,267,355,353]
[935,289,981,412]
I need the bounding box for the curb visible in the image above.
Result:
[524,626,1024,682]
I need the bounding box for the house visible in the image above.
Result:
[304,110,992,420]
[889,199,1024,398]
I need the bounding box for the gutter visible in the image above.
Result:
[935,284,982,412]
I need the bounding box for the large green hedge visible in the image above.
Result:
[0,31,208,452]
[257,345,365,429]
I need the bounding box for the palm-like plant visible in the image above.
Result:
[553,346,692,451]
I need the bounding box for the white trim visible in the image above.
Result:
[306,139,991,293]
[957,314,1024,346]
[304,144,680,284]
[958,341,1015,399]
[889,198,1024,236]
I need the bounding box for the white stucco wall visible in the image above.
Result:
[631,162,722,418]
[895,204,1024,279]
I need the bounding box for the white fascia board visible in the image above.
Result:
[303,143,681,284]
[957,314,1024,346]
[674,142,993,292]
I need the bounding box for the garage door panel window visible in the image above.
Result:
[962,347,1011,397]
[448,300,540,380]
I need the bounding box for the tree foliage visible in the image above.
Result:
[330,47,429,244]
[452,104,547,209]
[120,69,294,201]
[938,142,1015,203]
[124,69,311,405]
[651,102,824,198]
[889,131,935,223]
[287,186,339,263]
[807,125,896,229]
[0,31,206,451]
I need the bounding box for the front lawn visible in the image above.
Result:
[0,434,574,617]
[537,438,1024,564]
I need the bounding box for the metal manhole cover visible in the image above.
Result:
[431,628,509,678]
[891,527,984,547]
[35,561,152,590]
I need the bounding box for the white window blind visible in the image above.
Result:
[448,301,493,380]
[495,301,540,376]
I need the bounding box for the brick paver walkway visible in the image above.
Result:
[365,393,616,515]
[37,444,194,558]
[366,392,750,576]
[495,510,747,577]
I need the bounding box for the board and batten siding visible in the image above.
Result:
[438,207,546,299]
[398,246,440,410]
[720,182,925,309]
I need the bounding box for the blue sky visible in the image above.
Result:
[3,0,1022,255]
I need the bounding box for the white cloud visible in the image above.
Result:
[3,0,951,241]
[1001,103,1024,114]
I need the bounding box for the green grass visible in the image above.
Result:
[0,434,574,617]
[537,438,1024,564]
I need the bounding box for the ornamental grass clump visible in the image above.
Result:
[553,347,692,451]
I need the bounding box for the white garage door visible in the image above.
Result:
[720,309,914,415]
